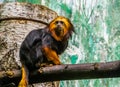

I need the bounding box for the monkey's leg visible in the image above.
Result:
[18,65,29,87]
[42,47,61,65]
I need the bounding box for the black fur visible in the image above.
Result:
[20,28,68,71]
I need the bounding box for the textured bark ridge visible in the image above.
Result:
[0,2,58,87]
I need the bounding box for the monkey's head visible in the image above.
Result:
[48,16,74,41]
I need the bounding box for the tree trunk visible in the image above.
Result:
[0,2,59,87]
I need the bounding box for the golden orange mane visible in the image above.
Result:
[49,16,74,41]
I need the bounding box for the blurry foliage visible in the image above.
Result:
[1,0,120,87]
[59,3,72,18]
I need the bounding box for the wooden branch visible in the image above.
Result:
[0,61,120,85]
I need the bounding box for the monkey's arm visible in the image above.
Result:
[42,46,61,65]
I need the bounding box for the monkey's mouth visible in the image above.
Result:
[55,27,64,36]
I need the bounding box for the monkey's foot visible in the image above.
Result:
[40,63,53,67]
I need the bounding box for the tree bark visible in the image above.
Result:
[0,60,120,86]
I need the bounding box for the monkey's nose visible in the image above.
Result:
[58,27,62,31]
[57,24,61,28]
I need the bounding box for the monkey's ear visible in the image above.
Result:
[67,18,75,33]
[69,20,75,37]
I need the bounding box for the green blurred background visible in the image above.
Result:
[0,0,120,87]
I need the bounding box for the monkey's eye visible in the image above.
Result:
[55,21,64,25]
[55,21,59,24]
[60,21,64,24]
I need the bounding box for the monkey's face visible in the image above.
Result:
[49,16,74,41]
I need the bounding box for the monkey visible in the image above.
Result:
[18,16,74,87]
